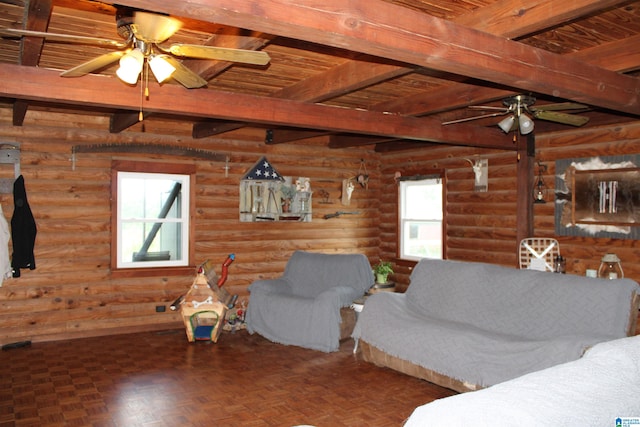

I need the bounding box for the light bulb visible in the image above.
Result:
[116,49,144,85]
[519,113,534,135]
[497,115,515,133]
[149,55,176,83]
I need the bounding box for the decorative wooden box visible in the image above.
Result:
[180,274,228,342]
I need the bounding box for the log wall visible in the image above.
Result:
[379,121,640,334]
[1,104,639,344]
[0,107,381,345]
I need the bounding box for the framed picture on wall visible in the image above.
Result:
[555,155,640,239]
[571,168,640,226]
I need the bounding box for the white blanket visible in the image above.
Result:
[404,335,640,427]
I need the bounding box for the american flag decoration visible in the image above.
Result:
[242,156,284,181]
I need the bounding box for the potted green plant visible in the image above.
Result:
[373,261,394,284]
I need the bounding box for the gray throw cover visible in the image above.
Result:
[352,258,639,388]
[246,251,373,352]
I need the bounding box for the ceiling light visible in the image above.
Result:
[519,113,535,135]
[497,115,515,133]
[149,55,176,83]
[116,48,144,85]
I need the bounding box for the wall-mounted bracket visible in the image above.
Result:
[0,143,20,194]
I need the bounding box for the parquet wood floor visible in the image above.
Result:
[1,330,456,427]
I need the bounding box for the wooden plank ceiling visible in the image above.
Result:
[0,0,639,151]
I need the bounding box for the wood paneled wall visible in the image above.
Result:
[0,107,380,345]
[378,122,640,295]
[1,104,638,344]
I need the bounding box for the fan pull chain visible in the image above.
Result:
[144,61,150,99]
[139,66,145,122]
[139,61,151,122]
[139,89,144,122]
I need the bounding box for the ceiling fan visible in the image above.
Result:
[442,95,590,135]
[0,7,271,89]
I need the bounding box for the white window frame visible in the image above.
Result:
[112,161,194,271]
[398,175,444,261]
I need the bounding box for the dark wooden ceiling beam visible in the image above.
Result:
[192,0,636,145]
[0,63,515,148]
[274,35,639,150]
[263,57,412,143]
[192,120,248,139]
[264,0,624,147]
[294,0,632,119]
[203,0,616,144]
[373,33,640,120]
[327,32,638,149]
[265,129,332,144]
[369,0,635,118]
[328,135,400,148]
[110,110,147,133]
[13,0,52,126]
[197,54,414,139]
[121,0,639,115]
[273,56,412,102]
[454,0,630,40]
[571,34,640,73]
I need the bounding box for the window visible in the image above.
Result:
[399,175,444,261]
[112,161,195,270]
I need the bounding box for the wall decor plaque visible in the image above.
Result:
[555,155,640,239]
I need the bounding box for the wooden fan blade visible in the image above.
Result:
[468,105,510,112]
[531,102,589,111]
[132,12,182,43]
[60,51,126,77]
[167,44,271,65]
[534,110,590,126]
[442,111,509,125]
[0,28,127,48]
[160,56,208,88]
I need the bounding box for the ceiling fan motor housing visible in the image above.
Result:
[503,95,536,110]
[116,7,136,40]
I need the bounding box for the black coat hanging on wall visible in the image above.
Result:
[11,175,37,277]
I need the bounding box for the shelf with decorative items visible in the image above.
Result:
[239,157,312,222]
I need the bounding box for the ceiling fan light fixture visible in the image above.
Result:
[116,48,144,84]
[518,112,535,135]
[497,115,515,133]
[116,66,141,85]
[149,55,176,83]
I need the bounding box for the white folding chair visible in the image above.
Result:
[519,238,560,272]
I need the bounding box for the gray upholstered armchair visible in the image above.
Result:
[246,251,373,352]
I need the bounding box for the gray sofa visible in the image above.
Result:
[246,251,373,352]
[353,258,640,392]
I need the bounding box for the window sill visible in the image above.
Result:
[110,266,195,279]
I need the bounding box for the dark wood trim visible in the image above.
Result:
[515,134,534,266]
[127,0,639,115]
[0,64,514,149]
[109,160,197,273]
